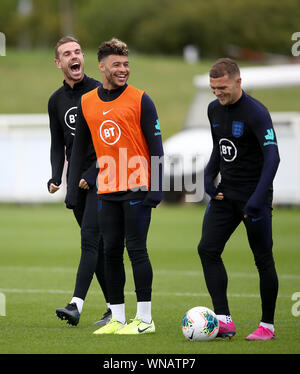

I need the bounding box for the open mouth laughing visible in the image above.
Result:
[70,61,81,73]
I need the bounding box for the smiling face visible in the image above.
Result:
[210,74,242,106]
[98,54,130,90]
[54,41,84,87]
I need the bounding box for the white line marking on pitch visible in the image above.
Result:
[0,288,291,299]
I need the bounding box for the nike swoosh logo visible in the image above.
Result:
[129,200,142,206]
[138,326,152,333]
[251,216,263,222]
[103,109,112,115]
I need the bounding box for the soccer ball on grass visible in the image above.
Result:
[182,306,219,341]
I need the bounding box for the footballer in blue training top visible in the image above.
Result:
[198,58,280,341]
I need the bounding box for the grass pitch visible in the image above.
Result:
[0,203,299,356]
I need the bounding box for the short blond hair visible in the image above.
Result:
[97,38,129,62]
[210,58,240,78]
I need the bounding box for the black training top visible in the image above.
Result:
[65,83,164,208]
[204,90,280,216]
[47,74,99,189]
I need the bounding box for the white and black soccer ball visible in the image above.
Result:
[182,306,219,341]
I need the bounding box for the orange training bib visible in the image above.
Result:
[81,85,151,194]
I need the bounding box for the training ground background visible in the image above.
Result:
[0,50,299,360]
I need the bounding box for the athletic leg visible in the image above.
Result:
[93,198,128,332]
[243,204,278,325]
[72,188,86,226]
[197,199,241,315]
[94,235,108,302]
[112,199,155,335]
[73,187,108,302]
[57,188,105,325]
[124,200,152,303]
[98,199,126,307]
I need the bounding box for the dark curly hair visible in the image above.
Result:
[97,38,129,62]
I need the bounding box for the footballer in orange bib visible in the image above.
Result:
[66,38,164,335]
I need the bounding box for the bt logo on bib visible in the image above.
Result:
[219,138,237,162]
[100,120,121,145]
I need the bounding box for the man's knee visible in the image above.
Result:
[127,248,149,266]
[198,241,222,263]
[81,228,100,252]
[254,251,275,272]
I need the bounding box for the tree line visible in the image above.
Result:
[1,0,298,57]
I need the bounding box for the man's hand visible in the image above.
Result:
[214,192,224,200]
[79,178,90,190]
[49,183,60,194]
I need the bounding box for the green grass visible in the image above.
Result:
[1,49,300,140]
[0,203,299,355]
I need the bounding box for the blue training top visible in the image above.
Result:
[204,90,280,217]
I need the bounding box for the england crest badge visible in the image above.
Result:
[232,121,244,138]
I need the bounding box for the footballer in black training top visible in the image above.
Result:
[48,36,110,327]
[198,58,280,341]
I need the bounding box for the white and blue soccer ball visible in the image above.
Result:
[182,306,219,341]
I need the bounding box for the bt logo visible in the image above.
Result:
[219,138,237,162]
[100,120,121,145]
[64,106,78,135]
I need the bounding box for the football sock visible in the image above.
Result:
[216,314,232,324]
[70,297,84,314]
[136,301,152,324]
[110,303,126,324]
[259,322,275,332]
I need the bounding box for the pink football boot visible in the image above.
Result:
[217,320,236,339]
[245,325,275,341]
